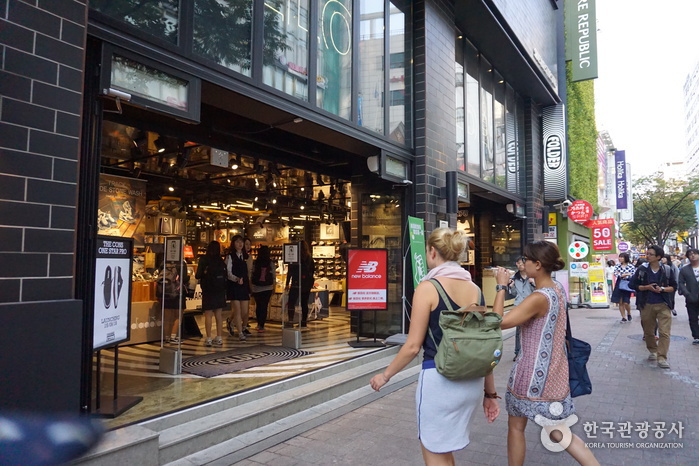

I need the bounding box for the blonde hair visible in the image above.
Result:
[427,228,468,262]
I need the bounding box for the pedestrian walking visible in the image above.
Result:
[661,256,680,316]
[494,241,598,466]
[629,245,678,369]
[370,228,500,465]
[225,235,250,341]
[678,248,699,345]
[508,256,535,360]
[610,253,635,322]
[196,241,227,347]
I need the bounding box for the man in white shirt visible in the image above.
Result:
[678,248,699,345]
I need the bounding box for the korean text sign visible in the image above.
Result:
[346,249,388,310]
[588,218,615,252]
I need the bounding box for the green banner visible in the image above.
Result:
[408,216,428,288]
[566,0,598,82]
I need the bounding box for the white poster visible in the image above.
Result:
[94,237,132,350]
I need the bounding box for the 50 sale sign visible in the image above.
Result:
[346,249,388,310]
[587,218,615,252]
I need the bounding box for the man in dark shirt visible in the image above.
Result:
[629,245,677,369]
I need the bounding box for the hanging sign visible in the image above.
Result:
[588,218,615,252]
[346,249,388,310]
[408,216,428,288]
[543,104,568,201]
[93,236,133,350]
[617,242,630,253]
[567,200,593,224]
[615,150,628,209]
[569,262,589,278]
[568,241,589,260]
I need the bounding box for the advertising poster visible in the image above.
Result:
[588,262,608,305]
[98,174,147,246]
[408,216,428,288]
[93,236,133,350]
[569,262,590,278]
[347,249,388,310]
[588,218,615,252]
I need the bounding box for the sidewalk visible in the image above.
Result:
[227,296,699,465]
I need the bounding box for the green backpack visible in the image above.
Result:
[427,279,503,380]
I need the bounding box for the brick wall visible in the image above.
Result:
[0,0,86,303]
[413,0,457,230]
[524,98,545,241]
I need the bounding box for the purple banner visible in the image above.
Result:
[615,150,628,210]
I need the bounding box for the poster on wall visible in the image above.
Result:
[347,248,388,310]
[98,174,147,246]
[93,236,133,350]
[320,223,340,240]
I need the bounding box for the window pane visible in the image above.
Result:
[388,1,409,144]
[493,72,506,188]
[516,93,527,197]
[455,38,465,171]
[193,0,253,77]
[263,0,310,100]
[480,57,493,183]
[358,0,384,134]
[91,0,179,44]
[317,0,352,119]
[465,40,480,177]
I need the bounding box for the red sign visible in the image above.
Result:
[567,200,593,224]
[183,245,194,258]
[346,249,388,310]
[591,224,614,252]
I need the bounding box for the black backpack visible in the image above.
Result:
[252,260,274,286]
[202,257,227,293]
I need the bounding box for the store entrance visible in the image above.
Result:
[92,115,385,428]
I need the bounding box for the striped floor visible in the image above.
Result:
[93,308,385,429]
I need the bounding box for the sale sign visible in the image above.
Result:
[567,200,593,224]
[587,218,615,252]
[346,249,388,310]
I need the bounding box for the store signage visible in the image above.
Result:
[346,249,388,310]
[617,242,630,253]
[93,236,133,350]
[615,150,628,209]
[542,104,568,201]
[568,241,589,260]
[569,262,589,278]
[98,174,147,246]
[544,225,558,239]
[408,216,428,288]
[567,200,593,224]
[284,243,299,263]
[566,0,598,82]
[588,262,608,304]
[587,218,615,252]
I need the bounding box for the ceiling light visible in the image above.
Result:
[293,117,303,124]
[168,186,175,192]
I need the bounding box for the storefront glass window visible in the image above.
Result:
[388,1,409,144]
[192,0,253,77]
[480,57,494,183]
[91,0,179,44]
[358,0,384,134]
[516,93,527,197]
[455,38,465,171]
[491,222,522,267]
[464,40,480,177]
[493,72,506,189]
[262,0,310,101]
[317,0,352,119]
[361,193,402,336]
[505,84,519,193]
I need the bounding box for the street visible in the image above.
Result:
[233,295,699,465]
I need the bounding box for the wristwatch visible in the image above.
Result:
[495,285,508,293]
[660,286,665,292]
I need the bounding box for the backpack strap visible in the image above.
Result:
[426,279,483,349]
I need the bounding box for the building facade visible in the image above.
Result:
[0,0,563,419]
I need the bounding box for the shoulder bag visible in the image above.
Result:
[566,305,592,397]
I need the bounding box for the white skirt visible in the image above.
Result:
[415,362,484,453]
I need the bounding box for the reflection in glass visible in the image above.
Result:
[263,0,310,100]
[480,57,494,183]
[358,0,384,134]
[455,38,465,171]
[111,55,189,110]
[493,72,506,188]
[193,0,255,77]
[317,0,352,119]
[91,0,179,43]
[465,40,480,177]
[388,1,409,144]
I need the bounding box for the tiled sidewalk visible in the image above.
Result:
[236,295,699,465]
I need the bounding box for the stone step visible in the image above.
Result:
[73,345,411,466]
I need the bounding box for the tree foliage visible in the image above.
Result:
[566,62,599,211]
[621,174,699,247]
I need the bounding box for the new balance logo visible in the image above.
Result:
[356,261,379,273]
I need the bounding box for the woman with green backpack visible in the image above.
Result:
[370,228,500,465]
